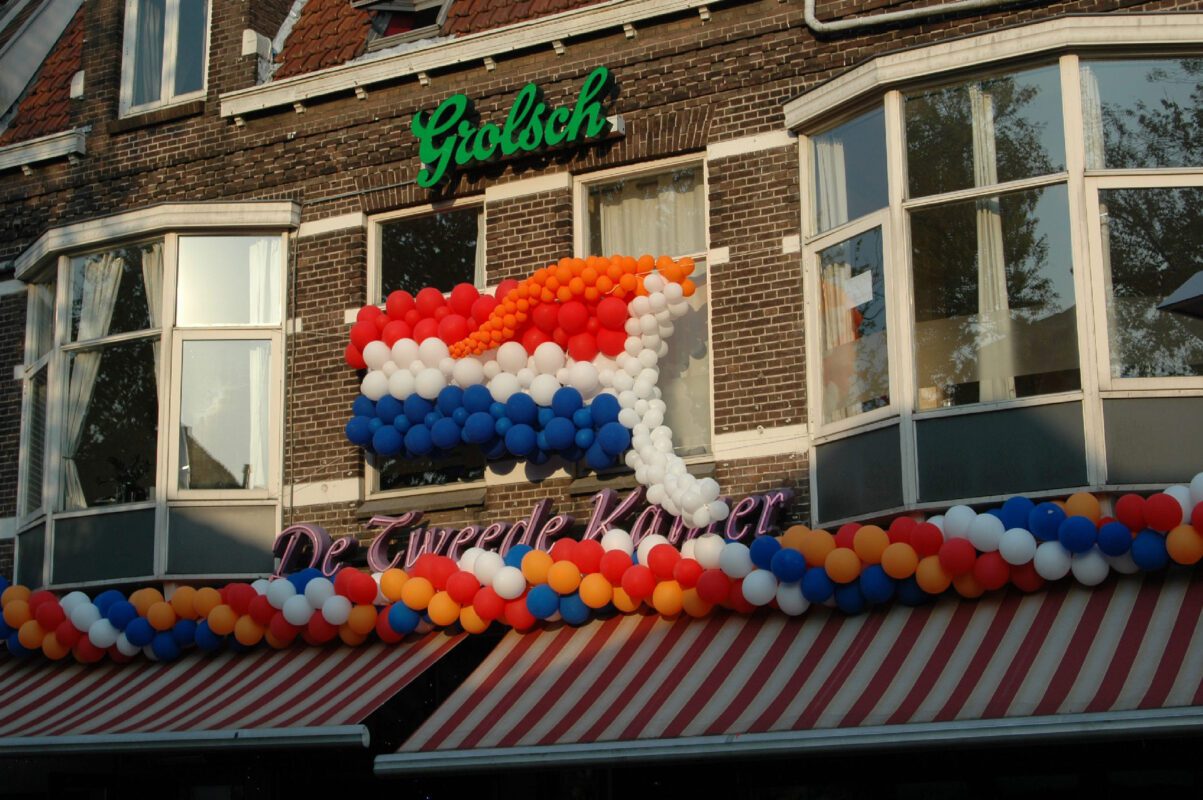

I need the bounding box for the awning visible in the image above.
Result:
[377,570,1203,774]
[0,630,464,754]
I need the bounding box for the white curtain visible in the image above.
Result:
[246,343,269,490]
[598,170,704,257]
[247,238,281,325]
[1080,65,1106,171]
[814,137,849,232]
[141,242,163,389]
[133,0,165,106]
[65,254,124,509]
[474,210,487,286]
[820,260,857,421]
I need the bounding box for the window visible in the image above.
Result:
[120,0,209,115]
[578,159,711,457]
[16,232,285,587]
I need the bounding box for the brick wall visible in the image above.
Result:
[0,293,24,520]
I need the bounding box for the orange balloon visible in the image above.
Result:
[1167,524,1203,565]
[380,568,408,601]
[853,525,890,564]
[234,615,264,646]
[427,592,461,627]
[547,561,582,595]
[1064,492,1101,523]
[825,548,862,584]
[132,588,164,617]
[208,605,237,636]
[169,587,198,620]
[681,588,713,618]
[339,625,368,646]
[3,599,31,629]
[18,619,45,649]
[347,604,378,635]
[681,279,696,297]
[264,631,290,649]
[652,581,684,617]
[953,572,985,599]
[780,524,809,552]
[2,585,31,607]
[799,529,836,567]
[611,586,640,613]
[579,573,613,609]
[193,587,222,619]
[881,542,919,579]
[147,601,177,632]
[401,577,435,611]
[915,556,952,594]
[41,631,69,661]
[460,605,490,634]
[522,550,553,585]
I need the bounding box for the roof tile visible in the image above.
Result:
[442,0,607,37]
[274,0,372,80]
[0,7,83,147]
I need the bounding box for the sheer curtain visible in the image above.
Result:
[815,138,849,232]
[65,254,124,509]
[821,260,857,421]
[141,242,163,386]
[132,0,165,107]
[245,239,276,489]
[248,238,281,325]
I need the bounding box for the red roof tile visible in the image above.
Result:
[442,0,608,36]
[274,0,373,80]
[0,6,82,147]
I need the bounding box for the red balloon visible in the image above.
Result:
[269,613,299,644]
[415,287,446,317]
[972,552,1010,591]
[596,296,629,330]
[108,646,134,664]
[695,569,732,604]
[887,517,917,545]
[558,301,589,335]
[471,295,499,323]
[1192,502,1203,533]
[73,638,105,664]
[1114,494,1146,532]
[646,544,680,581]
[386,290,415,320]
[586,316,600,335]
[567,333,598,362]
[412,317,439,342]
[910,523,943,557]
[600,550,633,585]
[438,314,469,344]
[446,571,480,605]
[55,619,81,648]
[349,320,378,350]
[596,328,627,357]
[621,565,656,601]
[248,594,275,626]
[404,309,422,328]
[532,303,560,333]
[835,523,860,550]
[573,540,605,574]
[449,283,480,316]
[307,613,338,643]
[494,279,520,302]
[938,538,976,577]
[34,601,64,631]
[374,313,389,332]
[333,567,354,596]
[225,583,256,615]
[504,598,536,631]
[357,304,384,324]
[429,556,459,591]
[728,579,756,614]
[522,327,551,354]
[381,320,412,346]
[549,539,578,563]
[1010,561,1046,593]
[673,558,704,589]
[27,590,55,612]
[409,554,436,581]
[472,587,505,621]
[1145,493,1183,532]
[433,305,450,321]
[344,344,367,369]
[345,570,380,605]
[376,605,405,643]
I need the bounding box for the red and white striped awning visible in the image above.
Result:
[378,571,1203,773]
[0,631,464,754]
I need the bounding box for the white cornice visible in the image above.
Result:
[784,13,1203,130]
[0,127,85,173]
[220,0,729,120]
[14,201,301,280]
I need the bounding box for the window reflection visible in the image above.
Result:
[379,208,483,301]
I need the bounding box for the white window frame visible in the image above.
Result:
[119,0,212,117]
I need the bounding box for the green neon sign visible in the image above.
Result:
[412,66,617,188]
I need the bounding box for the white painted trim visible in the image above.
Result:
[484,172,572,203]
[0,516,14,541]
[781,234,800,254]
[14,201,301,279]
[0,279,25,297]
[220,0,731,118]
[783,14,1203,130]
[343,307,361,325]
[711,425,809,460]
[706,130,795,161]
[0,0,84,117]
[285,478,361,507]
[242,29,271,59]
[297,212,366,238]
[707,246,729,266]
[0,128,86,174]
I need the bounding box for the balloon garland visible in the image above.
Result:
[3,477,1203,665]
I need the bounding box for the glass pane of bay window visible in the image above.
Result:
[28,283,55,362]
[812,107,888,233]
[1100,186,1203,378]
[131,0,166,107]
[910,184,1079,409]
[174,0,207,96]
[179,340,271,490]
[379,208,482,301]
[818,228,889,424]
[23,369,48,514]
[65,339,159,509]
[177,236,282,326]
[70,242,162,341]
[905,65,1065,199]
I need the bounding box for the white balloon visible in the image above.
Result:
[742,570,778,606]
[529,373,560,406]
[418,337,449,367]
[926,515,945,534]
[88,619,120,649]
[1071,549,1110,586]
[439,357,456,377]
[372,571,388,604]
[381,361,399,377]
[498,342,528,374]
[697,478,721,504]
[533,342,566,375]
[1105,551,1141,574]
[692,534,725,568]
[361,371,389,401]
[1033,541,1072,581]
[415,367,446,399]
[489,372,521,402]
[664,282,684,302]
[636,533,671,565]
[517,367,535,388]
[776,582,810,616]
[116,632,141,657]
[638,349,659,369]
[601,528,634,555]
[613,371,635,392]
[640,315,659,334]
[630,296,651,317]
[304,577,335,609]
[1165,484,1194,522]
[388,368,415,399]
[719,541,754,579]
[452,357,484,387]
[322,595,352,625]
[943,505,977,539]
[567,362,599,395]
[625,318,642,335]
[59,591,89,614]
[282,595,314,626]
[391,339,419,368]
[618,408,641,428]
[363,340,391,370]
[484,360,501,379]
[251,579,270,595]
[143,645,159,661]
[624,336,643,357]
[408,360,425,375]
[492,566,527,600]
[643,273,666,293]
[1191,472,1203,506]
[691,506,712,528]
[968,514,1005,552]
[649,292,668,312]
[70,602,101,632]
[266,579,297,609]
[473,550,504,584]
[458,547,484,573]
[641,334,662,350]
[999,528,1037,565]
[709,501,730,522]
[681,538,697,560]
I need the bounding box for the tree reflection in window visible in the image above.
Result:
[379,208,481,301]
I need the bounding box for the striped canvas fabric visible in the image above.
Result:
[401,571,1203,752]
[0,631,463,739]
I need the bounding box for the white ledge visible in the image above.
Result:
[0,128,86,174]
[219,0,728,119]
[784,13,1203,130]
[15,201,301,280]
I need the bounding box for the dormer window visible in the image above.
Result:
[119,0,210,116]
[358,0,450,50]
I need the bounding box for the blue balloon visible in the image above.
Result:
[106,600,138,630]
[834,581,866,615]
[585,442,613,470]
[352,395,376,417]
[1131,530,1169,571]
[530,449,551,465]
[770,548,805,583]
[404,424,434,455]
[452,407,469,425]
[1029,502,1066,541]
[403,394,433,424]
[463,385,493,413]
[505,544,533,568]
[464,412,495,444]
[388,603,420,635]
[544,417,576,450]
[574,427,595,449]
[1098,521,1133,556]
[590,393,621,426]
[494,417,513,437]
[172,619,197,647]
[536,432,550,452]
[896,576,930,606]
[376,395,403,424]
[424,411,442,428]
[597,422,631,456]
[0,619,12,640]
[342,416,371,446]
[368,417,383,432]
[1058,516,1097,554]
[749,536,781,570]
[559,593,591,626]
[537,407,555,428]
[801,568,835,603]
[986,508,1006,522]
[490,402,507,419]
[1000,496,1036,530]
[152,631,181,661]
[552,387,583,418]
[6,632,31,657]
[93,589,126,616]
[124,617,154,647]
[372,425,404,457]
[572,408,593,429]
[485,437,509,460]
[437,385,464,415]
[0,575,9,594]
[288,567,323,593]
[431,418,462,450]
[526,585,559,619]
[562,445,584,463]
[194,620,223,652]
[505,392,538,425]
[393,415,412,434]
[505,424,537,456]
[860,565,895,605]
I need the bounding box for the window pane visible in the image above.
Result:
[377,451,485,491]
[174,0,206,96]
[379,208,481,301]
[65,339,159,509]
[16,525,45,589]
[812,107,888,232]
[905,65,1065,198]
[911,184,1079,409]
[23,368,48,514]
[71,242,162,340]
[1100,187,1203,378]
[131,0,165,107]
[1082,59,1203,170]
[587,166,706,262]
[659,276,710,456]
[818,228,889,424]
[177,236,282,326]
[28,282,55,362]
[179,340,271,490]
